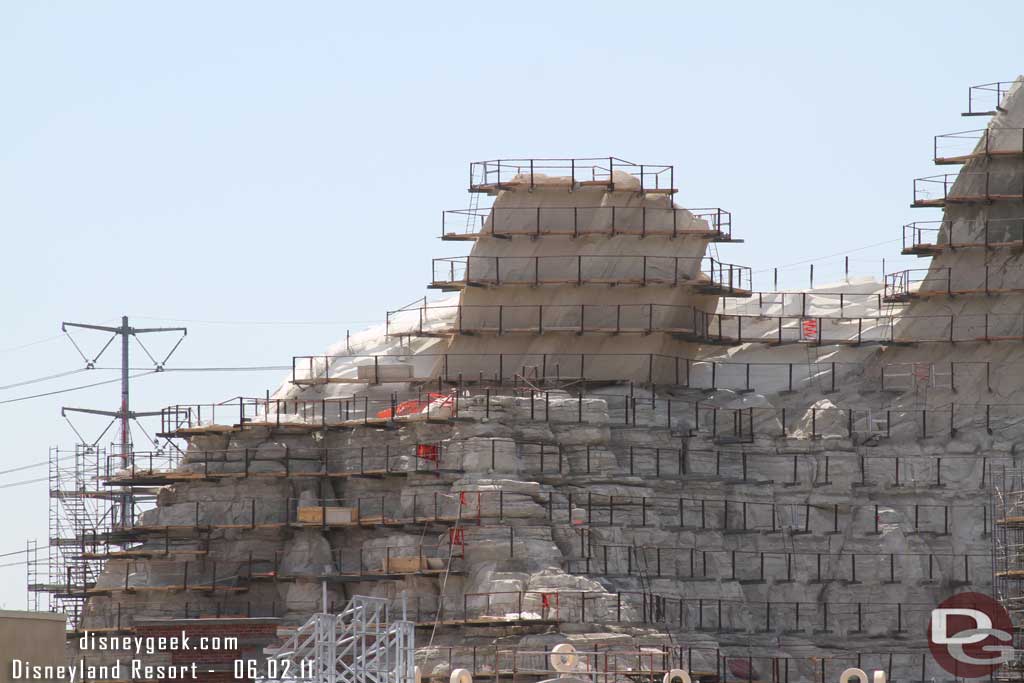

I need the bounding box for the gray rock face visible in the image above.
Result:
[280,530,334,576]
[86,381,1000,683]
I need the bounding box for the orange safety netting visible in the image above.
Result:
[376,393,453,419]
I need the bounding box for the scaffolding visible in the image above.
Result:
[428,255,752,295]
[963,81,1016,117]
[265,593,416,683]
[29,443,164,625]
[440,206,737,242]
[992,466,1024,679]
[25,539,42,611]
[159,385,1023,446]
[27,444,116,627]
[912,171,1024,207]
[468,157,675,195]
[902,217,1024,255]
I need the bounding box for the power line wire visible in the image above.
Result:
[0,476,47,489]
[0,334,66,354]
[0,320,119,356]
[0,371,157,406]
[85,366,290,370]
[131,316,382,326]
[0,368,92,392]
[164,366,290,372]
[751,239,902,274]
[0,462,47,476]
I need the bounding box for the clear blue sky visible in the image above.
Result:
[0,1,1020,609]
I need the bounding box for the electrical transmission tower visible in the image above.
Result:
[62,316,187,527]
[28,315,186,627]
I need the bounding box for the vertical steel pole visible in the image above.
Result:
[120,316,130,467]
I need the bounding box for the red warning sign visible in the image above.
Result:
[416,444,439,461]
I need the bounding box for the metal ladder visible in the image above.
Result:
[464,167,485,235]
[804,344,823,394]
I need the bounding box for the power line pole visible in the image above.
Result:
[61,316,186,527]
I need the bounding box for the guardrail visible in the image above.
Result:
[94,450,182,481]
[97,489,986,537]
[292,351,867,391]
[440,206,733,240]
[83,558,248,595]
[241,543,462,580]
[389,303,704,337]
[384,305,1024,346]
[418,645,962,683]
[883,267,949,301]
[162,391,1024,443]
[964,81,1015,116]
[160,392,461,433]
[287,492,478,526]
[934,127,1024,164]
[385,590,946,637]
[570,543,985,585]
[912,171,1024,206]
[884,264,1024,300]
[75,546,468,593]
[109,531,984,589]
[67,589,952,639]
[102,442,465,483]
[548,444,999,489]
[701,311,903,345]
[718,290,888,316]
[99,440,999,492]
[469,157,674,194]
[66,601,283,630]
[902,217,1024,254]
[429,255,752,294]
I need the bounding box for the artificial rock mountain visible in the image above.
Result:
[74,79,1024,682]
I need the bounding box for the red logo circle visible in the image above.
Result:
[928,592,1013,678]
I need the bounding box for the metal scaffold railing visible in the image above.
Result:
[28,444,117,628]
[991,465,1024,679]
[468,157,675,195]
[440,205,735,241]
[265,592,416,683]
[963,81,1017,117]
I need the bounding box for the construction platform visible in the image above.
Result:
[428,255,753,296]
[962,81,1015,116]
[468,158,676,195]
[440,206,739,242]
[911,171,1024,207]
[933,127,1024,164]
